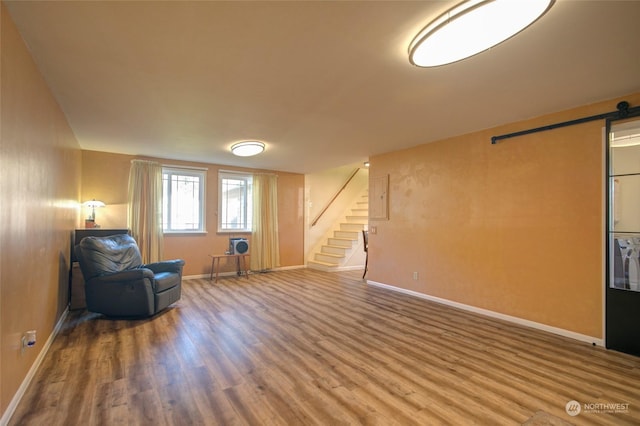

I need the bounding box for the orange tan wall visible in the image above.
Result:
[368,92,640,340]
[80,151,305,276]
[1,3,81,418]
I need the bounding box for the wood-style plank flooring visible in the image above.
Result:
[9,269,640,425]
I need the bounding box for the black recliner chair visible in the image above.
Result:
[75,234,185,317]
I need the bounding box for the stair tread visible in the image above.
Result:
[309,188,368,269]
[318,252,344,259]
[308,260,339,267]
[333,235,358,241]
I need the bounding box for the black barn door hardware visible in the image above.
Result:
[491,101,639,144]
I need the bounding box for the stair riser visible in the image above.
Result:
[307,261,337,272]
[345,216,368,223]
[308,188,368,269]
[328,238,353,248]
[340,223,365,232]
[322,246,347,255]
[334,230,358,239]
[314,253,342,264]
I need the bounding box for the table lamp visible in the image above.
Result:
[83,199,105,228]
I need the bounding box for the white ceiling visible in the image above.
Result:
[5,0,640,174]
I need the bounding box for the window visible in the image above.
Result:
[219,171,252,232]
[162,167,206,232]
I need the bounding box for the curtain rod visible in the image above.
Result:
[130,159,208,171]
[491,101,638,145]
[219,169,277,176]
[162,164,208,171]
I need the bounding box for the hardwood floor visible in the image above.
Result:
[9,269,640,425]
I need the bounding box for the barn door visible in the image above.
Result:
[606,116,640,355]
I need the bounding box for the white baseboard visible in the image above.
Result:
[183,273,210,280]
[335,265,366,272]
[1,308,70,426]
[367,280,603,347]
[183,264,306,281]
[306,264,365,273]
[271,264,306,272]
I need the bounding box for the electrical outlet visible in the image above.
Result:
[21,330,36,355]
[413,272,418,280]
[370,226,377,234]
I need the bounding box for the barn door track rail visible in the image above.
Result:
[491,101,640,145]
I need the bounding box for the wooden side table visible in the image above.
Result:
[209,254,250,282]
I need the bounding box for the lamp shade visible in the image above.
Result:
[83,199,105,209]
[231,141,265,157]
[409,0,554,67]
[83,199,105,223]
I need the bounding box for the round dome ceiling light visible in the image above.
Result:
[231,141,265,157]
[409,0,554,67]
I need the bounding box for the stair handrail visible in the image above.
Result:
[311,167,361,227]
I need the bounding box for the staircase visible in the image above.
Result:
[308,192,368,271]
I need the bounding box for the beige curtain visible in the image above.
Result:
[128,160,163,263]
[251,173,280,271]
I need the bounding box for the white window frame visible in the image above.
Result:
[218,171,252,233]
[162,166,206,233]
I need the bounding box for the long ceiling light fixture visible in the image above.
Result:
[231,140,265,157]
[409,0,554,67]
